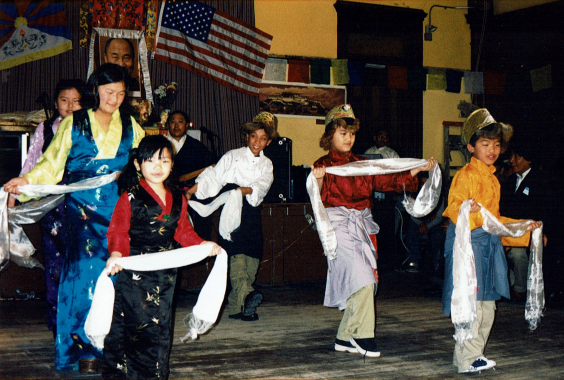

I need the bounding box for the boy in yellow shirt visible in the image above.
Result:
[441,109,542,373]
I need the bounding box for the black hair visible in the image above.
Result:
[104,38,135,56]
[166,110,190,127]
[43,79,87,153]
[118,135,174,195]
[319,118,360,150]
[240,122,277,140]
[468,123,503,146]
[510,135,536,164]
[82,63,130,111]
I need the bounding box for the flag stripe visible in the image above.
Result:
[209,26,269,62]
[214,9,272,43]
[212,12,272,51]
[157,29,263,85]
[154,0,271,97]
[155,48,260,96]
[207,30,268,69]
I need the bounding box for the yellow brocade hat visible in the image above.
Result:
[325,104,355,131]
[253,111,277,128]
[461,108,497,145]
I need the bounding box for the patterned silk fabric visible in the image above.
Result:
[55,109,134,370]
[103,185,182,379]
[91,0,144,29]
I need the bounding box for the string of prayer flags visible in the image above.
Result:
[408,67,428,91]
[427,68,447,90]
[287,59,310,84]
[464,71,484,94]
[332,59,349,85]
[310,59,331,85]
[264,58,287,82]
[388,66,408,90]
[446,69,464,93]
[348,61,366,86]
[530,65,552,92]
[483,72,506,95]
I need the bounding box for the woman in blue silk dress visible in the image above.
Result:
[3,63,145,372]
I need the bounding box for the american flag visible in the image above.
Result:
[154,0,273,97]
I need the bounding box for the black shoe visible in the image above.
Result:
[350,337,380,358]
[243,291,263,316]
[228,313,242,319]
[241,312,259,321]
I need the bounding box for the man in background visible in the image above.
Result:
[364,129,399,158]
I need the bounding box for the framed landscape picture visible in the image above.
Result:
[259,81,347,119]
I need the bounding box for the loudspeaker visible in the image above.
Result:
[263,137,292,203]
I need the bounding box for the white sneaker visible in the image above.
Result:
[463,356,496,372]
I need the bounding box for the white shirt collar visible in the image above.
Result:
[166,134,186,154]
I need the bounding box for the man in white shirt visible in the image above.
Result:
[165,110,217,182]
[364,130,399,158]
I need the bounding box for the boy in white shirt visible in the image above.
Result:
[186,122,275,321]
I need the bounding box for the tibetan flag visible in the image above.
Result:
[154,0,273,97]
[0,1,72,70]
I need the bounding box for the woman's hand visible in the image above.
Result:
[106,252,123,275]
[3,177,30,195]
[410,157,437,177]
[312,166,326,179]
[200,241,221,256]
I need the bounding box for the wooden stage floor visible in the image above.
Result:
[1,271,563,379]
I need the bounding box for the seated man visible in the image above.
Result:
[165,110,217,184]
[500,136,550,301]
[364,129,399,158]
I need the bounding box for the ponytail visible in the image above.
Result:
[118,148,140,195]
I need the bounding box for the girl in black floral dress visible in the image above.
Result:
[102,135,220,379]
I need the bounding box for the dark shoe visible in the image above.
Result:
[350,337,380,358]
[335,338,358,353]
[241,312,259,321]
[462,356,496,372]
[79,359,99,373]
[228,313,242,319]
[243,291,263,316]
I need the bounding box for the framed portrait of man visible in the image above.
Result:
[87,28,152,101]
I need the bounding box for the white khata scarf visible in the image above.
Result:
[452,200,544,344]
[85,246,227,349]
[0,173,119,270]
[306,158,442,260]
[0,173,227,347]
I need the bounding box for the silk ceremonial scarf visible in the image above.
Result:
[0,173,119,271]
[452,200,544,344]
[188,189,243,241]
[1,172,227,347]
[306,158,442,261]
[85,245,228,349]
